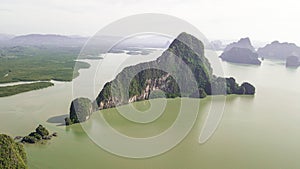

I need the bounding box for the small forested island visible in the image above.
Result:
[0,134,27,168]
[0,82,54,97]
[258,41,300,59]
[95,33,256,110]
[65,97,93,125]
[21,125,57,144]
[219,38,261,65]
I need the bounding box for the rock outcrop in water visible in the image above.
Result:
[257,41,300,59]
[0,134,27,168]
[286,56,300,68]
[96,32,256,110]
[241,82,256,95]
[21,125,56,144]
[65,97,93,125]
[220,37,261,65]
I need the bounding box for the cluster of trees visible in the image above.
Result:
[0,82,54,97]
[21,125,55,144]
[225,77,255,95]
[0,46,90,84]
[208,76,255,95]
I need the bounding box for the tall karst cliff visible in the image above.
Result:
[96,32,255,110]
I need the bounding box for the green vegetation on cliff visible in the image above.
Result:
[96,32,255,109]
[0,82,54,97]
[0,134,27,168]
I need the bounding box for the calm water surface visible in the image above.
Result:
[1,50,300,169]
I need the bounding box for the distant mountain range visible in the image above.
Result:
[9,34,88,46]
[0,34,88,47]
[3,33,300,66]
[0,34,15,41]
[257,41,300,59]
[0,33,172,50]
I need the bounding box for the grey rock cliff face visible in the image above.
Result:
[98,73,172,110]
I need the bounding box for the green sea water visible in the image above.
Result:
[1,51,300,169]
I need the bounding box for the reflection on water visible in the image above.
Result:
[46,114,68,126]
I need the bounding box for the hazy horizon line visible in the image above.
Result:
[1,32,297,46]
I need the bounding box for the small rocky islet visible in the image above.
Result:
[19,125,57,144]
[0,125,57,168]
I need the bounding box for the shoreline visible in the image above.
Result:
[0,82,54,97]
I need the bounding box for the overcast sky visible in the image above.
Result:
[1,0,299,44]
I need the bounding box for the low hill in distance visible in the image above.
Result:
[258,41,300,60]
[219,38,261,65]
